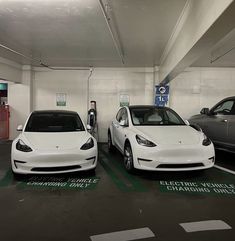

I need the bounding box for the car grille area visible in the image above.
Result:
[157,163,204,169]
[31,165,81,172]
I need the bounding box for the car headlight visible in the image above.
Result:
[202,134,211,146]
[16,139,32,152]
[136,135,156,147]
[80,138,94,150]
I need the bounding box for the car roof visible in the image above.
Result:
[128,105,169,109]
[31,110,78,115]
[220,96,235,101]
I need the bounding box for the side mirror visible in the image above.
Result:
[17,125,23,131]
[87,124,92,131]
[200,108,210,115]
[119,120,128,127]
[184,120,190,126]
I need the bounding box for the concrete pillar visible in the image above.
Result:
[8,65,34,139]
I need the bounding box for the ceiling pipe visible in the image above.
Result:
[0,43,33,61]
[98,0,125,65]
[0,42,92,70]
[210,46,235,63]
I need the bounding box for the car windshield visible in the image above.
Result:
[25,112,85,132]
[130,107,185,126]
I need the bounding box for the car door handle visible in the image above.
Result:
[221,119,228,122]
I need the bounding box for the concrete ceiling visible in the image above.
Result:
[0,0,187,67]
[192,28,235,68]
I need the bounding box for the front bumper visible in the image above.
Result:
[132,143,215,171]
[11,147,97,174]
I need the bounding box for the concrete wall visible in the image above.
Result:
[169,67,235,119]
[7,67,32,139]
[5,66,235,142]
[33,67,155,142]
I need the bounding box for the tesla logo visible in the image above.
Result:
[178,141,182,144]
[56,146,59,149]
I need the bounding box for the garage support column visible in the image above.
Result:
[8,65,34,139]
[159,0,235,85]
[22,65,34,113]
[152,66,159,104]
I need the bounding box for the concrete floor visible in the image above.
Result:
[0,141,235,241]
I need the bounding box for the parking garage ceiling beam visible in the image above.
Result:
[159,0,235,85]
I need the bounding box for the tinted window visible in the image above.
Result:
[213,100,235,115]
[116,108,129,125]
[120,108,129,125]
[116,109,123,122]
[130,107,185,126]
[25,113,85,132]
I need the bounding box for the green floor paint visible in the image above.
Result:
[17,176,100,190]
[99,154,132,191]
[158,180,235,196]
[0,169,13,187]
[157,168,235,197]
[99,148,147,192]
[0,168,100,190]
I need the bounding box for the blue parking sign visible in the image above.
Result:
[155,85,169,107]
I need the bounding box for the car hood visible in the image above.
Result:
[133,126,201,145]
[189,114,204,120]
[21,131,90,151]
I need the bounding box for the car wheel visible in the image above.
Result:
[108,131,115,152]
[124,143,135,173]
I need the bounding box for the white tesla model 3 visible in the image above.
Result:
[108,106,215,173]
[11,110,97,175]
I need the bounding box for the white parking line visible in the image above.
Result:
[180,220,232,233]
[90,227,155,241]
[214,165,235,175]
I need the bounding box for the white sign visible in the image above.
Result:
[56,93,66,106]
[120,94,130,107]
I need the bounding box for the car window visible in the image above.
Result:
[213,100,235,115]
[121,108,129,125]
[116,108,128,125]
[116,109,124,122]
[25,113,85,132]
[130,107,185,126]
[165,109,183,124]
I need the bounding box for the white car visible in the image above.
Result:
[108,105,215,173]
[11,110,97,175]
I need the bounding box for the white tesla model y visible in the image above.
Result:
[11,110,97,175]
[108,106,215,173]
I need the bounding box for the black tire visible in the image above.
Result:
[124,143,135,173]
[108,131,115,152]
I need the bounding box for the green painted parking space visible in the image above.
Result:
[99,147,147,192]
[1,144,235,196]
[158,180,235,196]
[0,169,12,187]
[99,144,235,197]
[0,168,100,190]
[18,176,100,190]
